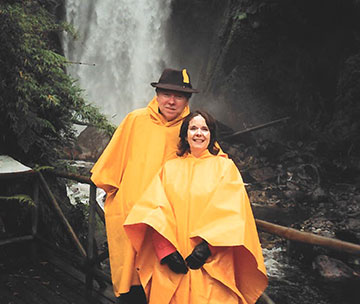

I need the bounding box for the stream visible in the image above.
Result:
[262,245,332,304]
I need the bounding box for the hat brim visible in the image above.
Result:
[151,82,199,93]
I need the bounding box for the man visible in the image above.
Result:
[90,68,198,303]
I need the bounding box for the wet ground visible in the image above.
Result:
[221,138,360,304]
[0,243,116,304]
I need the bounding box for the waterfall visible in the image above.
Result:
[63,0,172,125]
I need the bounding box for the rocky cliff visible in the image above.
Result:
[169,0,360,151]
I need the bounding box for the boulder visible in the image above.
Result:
[76,126,111,161]
[248,166,276,182]
[63,126,111,162]
[312,254,360,302]
[312,255,360,283]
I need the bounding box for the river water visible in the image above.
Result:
[62,0,172,125]
[262,246,331,304]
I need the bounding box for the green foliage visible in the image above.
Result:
[0,0,115,166]
[33,165,55,172]
[235,12,247,21]
[0,195,35,207]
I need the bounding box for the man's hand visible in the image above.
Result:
[185,241,211,269]
[160,251,188,274]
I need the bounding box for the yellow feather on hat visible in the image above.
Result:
[182,69,189,84]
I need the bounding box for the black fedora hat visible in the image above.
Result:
[151,68,199,93]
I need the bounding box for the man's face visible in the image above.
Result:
[157,89,189,121]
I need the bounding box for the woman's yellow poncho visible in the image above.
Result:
[124,150,268,304]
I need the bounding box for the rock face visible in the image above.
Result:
[313,255,360,283]
[63,126,111,162]
[76,126,111,162]
[312,255,360,302]
[169,0,360,149]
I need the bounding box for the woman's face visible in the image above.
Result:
[187,115,211,156]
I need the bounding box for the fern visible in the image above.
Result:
[0,0,115,166]
[0,195,35,207]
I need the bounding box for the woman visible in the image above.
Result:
[124,110,268,303]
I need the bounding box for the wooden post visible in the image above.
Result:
[54,171,92,184]
[31,176,39,236]
[259,292,276,304]
[222,116,290,140]
[52,171,106,224]
[38,172,87,258]
[96,203,105,224]
[0,235,33,246]
[31,175,40,260]
[86,183,97,291]
[256,219,360,255]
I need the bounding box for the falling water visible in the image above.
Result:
[63,0,172,125]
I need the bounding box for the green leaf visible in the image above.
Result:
[0,1,113,165]
[236,12,247,21]
[0,195,35,207]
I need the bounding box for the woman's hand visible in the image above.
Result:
[185,241,211,269]
[161,251,188,274]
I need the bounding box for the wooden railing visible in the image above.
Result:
[0,169,110,292]
[49,171,111,290]
[42,170,360,291]
[3,169,359,299]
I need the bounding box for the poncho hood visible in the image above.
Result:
[183,148,228,160]
[147,96,190,127]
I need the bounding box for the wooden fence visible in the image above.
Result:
[2,169,359,297]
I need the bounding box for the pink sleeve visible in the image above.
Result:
[152,230,176,260]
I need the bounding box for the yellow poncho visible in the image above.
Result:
[90,97,189,296]
[124,150,268,304]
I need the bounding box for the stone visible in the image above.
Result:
[248,167,276,182]
[63,126,111,162]
[312,255,360,282]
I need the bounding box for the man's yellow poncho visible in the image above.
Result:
[124,150,268,304]
[90,97,189,296]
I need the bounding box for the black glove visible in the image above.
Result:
[185,241,211,269]
[160,251,188,274]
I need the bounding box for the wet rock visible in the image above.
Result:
[340,218,360,244]
[312,255,360,283]
[302,216,336,238]
[226,145,243,159]
[310,186,328,203]
[76,127,111,161]
[347,218,360,233]
[248,167,276,182]
[62,159,94,176]
[63,127,111,162]
[311,255,360,303]
[284,189,306,202]
[249,190,269,205]
[286,181,300,190]
[253,205,307,226]
[62,127,110,162]
[335,229,360,244]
